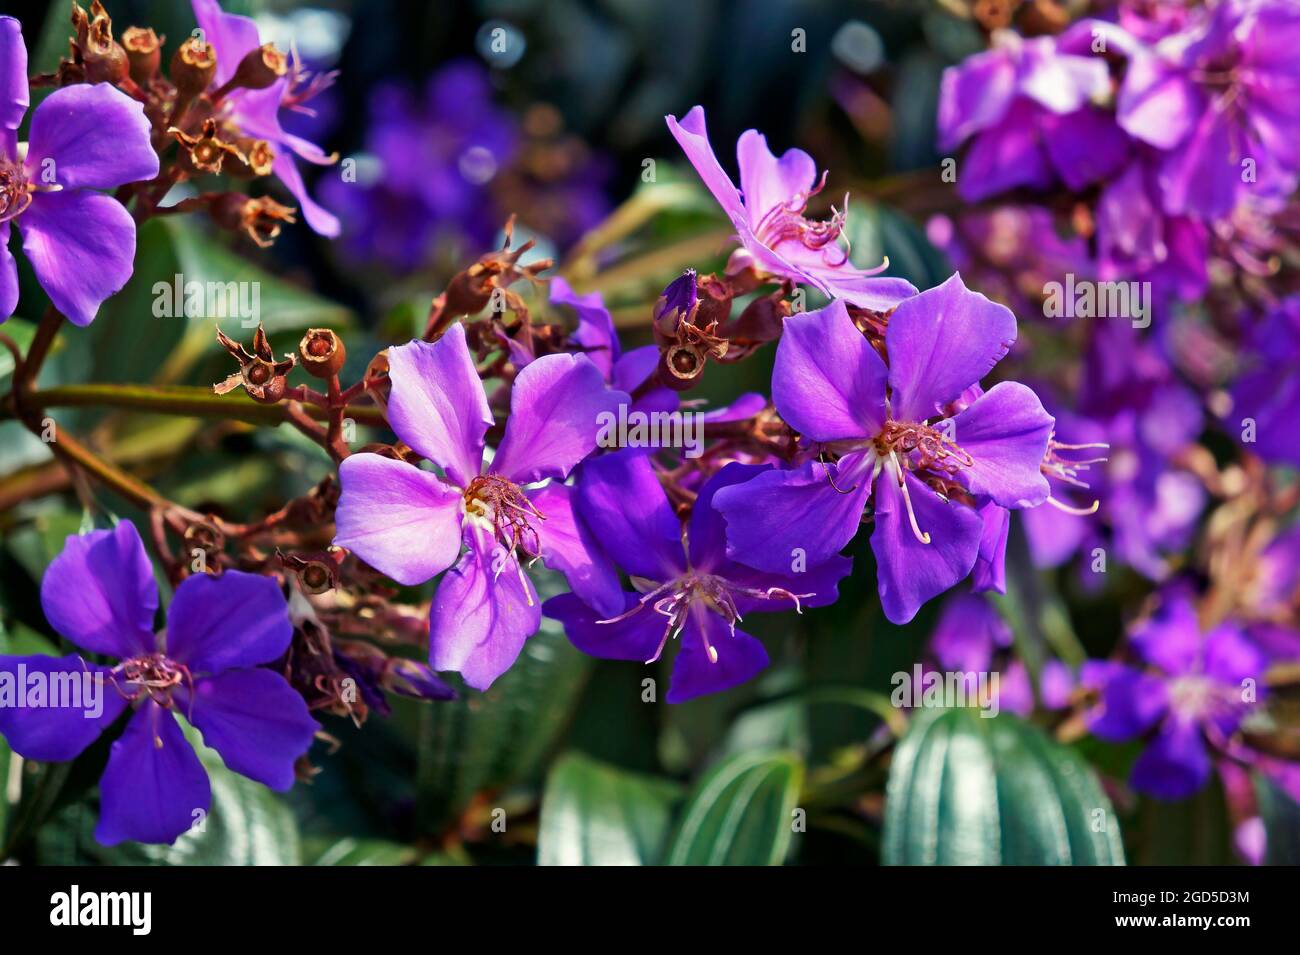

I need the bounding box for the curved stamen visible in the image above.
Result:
[1046,495,1100,516]
[890,451,931,545]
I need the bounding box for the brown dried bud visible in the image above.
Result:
[214,324,295,402]
[82,2,128,85]
[441,215,551,318]
[170,119,244,175]
[171,35,217,100]
[226,137,276,178]
[182,521,225,567]
[207,193,298,247]
[298,328,346,379]
[121,27,162,86]
[659,344,706,391]
[229,43,288,92]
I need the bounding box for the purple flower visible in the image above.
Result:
[1231,294,1300,467]
[0,521,317,845]
[712,274,1054,624]
[543,451,851,702]
[665,105,917,310]
[1117,0,1300,218]
[1088,588,1267,800]
[0,17,158,326]
[938,30,1130,201]
[927,591,1012,673]
[192,0,339,236]
[332,324,628,689]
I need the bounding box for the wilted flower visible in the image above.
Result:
[0,16,158,326]
[332,324,628,689]
[666,105,917,310]
[0,521,318,845]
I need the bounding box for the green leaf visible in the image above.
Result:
[663,751,804,866]
[306,837,418,866]
[1255,773,1300,866]
[883,708,1125,865]
[415,592,594,830]
[537,753,682,866]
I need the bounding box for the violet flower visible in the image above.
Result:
[1232,294,1300,467]
[1088,588,1268,800]
[713,274,1054,624]
[1117,0,1300,218]
[938,29,1130,201]
[332,324,628,689]
[0,16,158,326]
[665,105,917,310]
[544,451,851,702]
[0,521,317,845]
[192,0,339,236]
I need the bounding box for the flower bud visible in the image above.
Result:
[298,328,346,379]
[171,35,217,101]
[121,27,162,86]
[653,269,698,339]
[82,3,128,85]
[229,43,288,92]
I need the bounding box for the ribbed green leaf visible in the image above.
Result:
[307,837,417,866]
[883,708,1124,865]
[537,753,682,866]
[664,751,803,866]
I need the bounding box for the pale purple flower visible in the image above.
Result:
[713,274,1055,624]
[0,521,317,845]
[938,29,1130,201]
[0,17,158,325]
[192,0,339,236]
[544,451,851,702]
[665,105,917,310]
[1117,0,1300,218]
[332,324,628,689]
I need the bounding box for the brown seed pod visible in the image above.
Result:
[298,328,346,379]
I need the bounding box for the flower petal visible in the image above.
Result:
[529,481,623,618]
[688,462,767,573]
[271,150,341,238]
[1117,52,1201,150]
[0,221,17,320]
[179,668,318,791]
[667,610,768,703]
[492,353,628,485]
[735,129,817,230]
[938,46,1017,149]
[0,16,28,136]
[1129,593,1201,675]
[542,591,667,662]
[192,0,262,89]
[1130,716,1211,800]
[870,466,983,624]
[885,273,1017,423]
[25,84,159,190]
[772,300,886,443]
[94,702,210,846]
[714,452,874,575]
[334,452,465,586]
[429,530,541,690]
[1088,667,1169,741]
[971,502,1010,594]
[575,450,685,582]
[164,570,292,674]
[948,381,1054,508]
[665,106,747,223]
[0,655,124,760]
[385,327,490,487]
[552,277,619,378]
[40,521,158,659]
[18,189,137,327]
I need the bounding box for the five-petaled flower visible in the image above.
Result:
[0,521,318,845]
[332,324,628,689]
[712,274,1055,624]
[544,450,851,702]
[666,105,917,311]
[0,16,159,326]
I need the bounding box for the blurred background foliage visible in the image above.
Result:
[0,0,1291,866]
